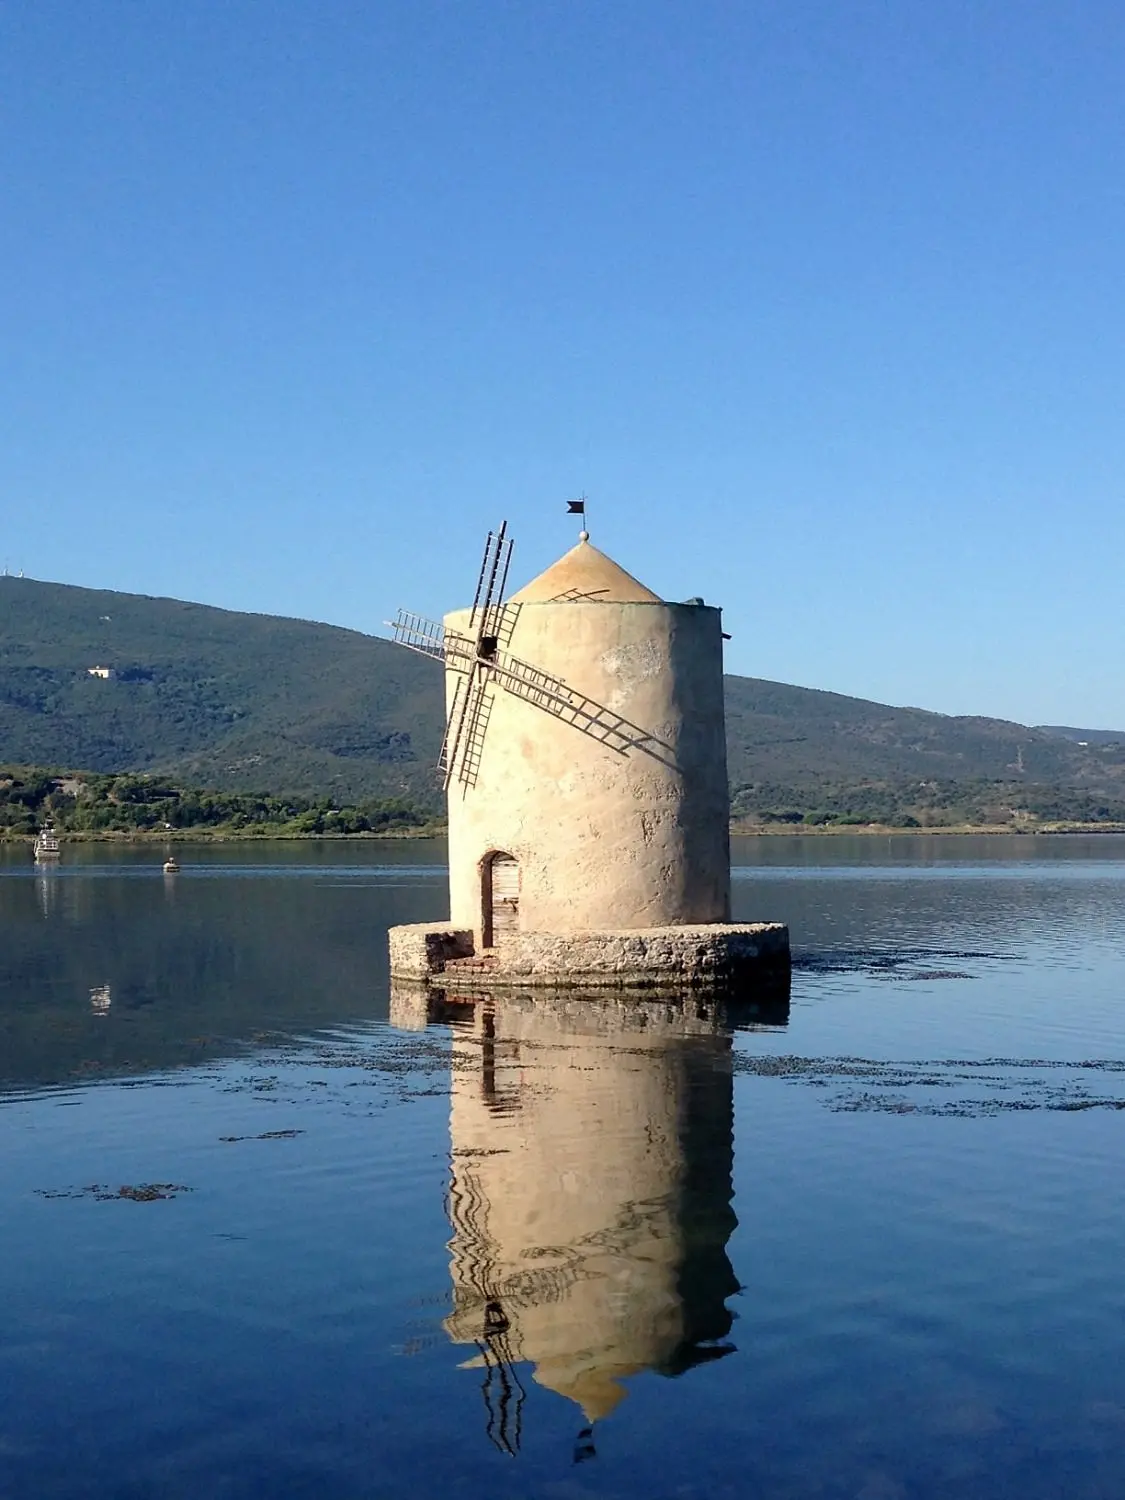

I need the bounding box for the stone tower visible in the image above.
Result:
[388,524,789,988]
[444,537,731,950]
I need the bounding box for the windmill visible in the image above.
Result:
[390,522,671,792]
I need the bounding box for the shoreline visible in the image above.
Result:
[1,828,443,845]
[731,821,1125,837]
[6,821,1125,846]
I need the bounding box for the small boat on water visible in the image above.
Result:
[163,856,180,874]
[33,825,61,863]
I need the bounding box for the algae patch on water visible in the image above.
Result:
[35,1182,194,1201]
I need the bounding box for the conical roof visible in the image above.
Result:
[509,538,662,604]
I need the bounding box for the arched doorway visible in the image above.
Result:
[483,852,520,948]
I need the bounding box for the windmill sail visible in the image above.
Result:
[470,524,512,634]
[392,611,473,666]
[434,523,511,786]
[438,676,467,776]
[390,610,448,661]
[442,674,487,788]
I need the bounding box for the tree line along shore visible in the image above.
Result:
[0,766,438,840]
[4,765,1125,842]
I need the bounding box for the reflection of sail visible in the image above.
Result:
[437,991,750,1443]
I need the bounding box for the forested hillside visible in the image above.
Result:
[0,575,446,807]
[723,678,1125,825]
[4,575,1125,828]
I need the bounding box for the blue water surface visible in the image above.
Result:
[2,834,1125,1498]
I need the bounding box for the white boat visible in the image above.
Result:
[33,825,61,863]
[163,856,180,874]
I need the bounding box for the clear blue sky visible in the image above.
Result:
[2,2,1122,726]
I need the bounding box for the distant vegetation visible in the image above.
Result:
[0,766,436,840]
[0,575,446,808]
[721,677,1125,829]
[5,575,1125,833]
[729,777,1125,830]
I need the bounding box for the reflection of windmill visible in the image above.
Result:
[391,522,673,791]
[476,1298,527,1457]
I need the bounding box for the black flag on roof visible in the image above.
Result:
[566,498,585,514]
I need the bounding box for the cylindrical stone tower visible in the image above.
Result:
[444,537,731,947]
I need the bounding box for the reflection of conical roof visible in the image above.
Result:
[533,1359,635,1422]
[510,538,662,604]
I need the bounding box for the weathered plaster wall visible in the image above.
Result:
[445,599,731,943]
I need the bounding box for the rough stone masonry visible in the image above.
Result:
[388,921,790,990]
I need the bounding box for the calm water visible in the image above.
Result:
[3,835,1125,1498]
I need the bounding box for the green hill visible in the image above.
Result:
[4,574,1125,828]
[1037,725,1125,747]
[0,575,446,807]
[723,678,1125,825]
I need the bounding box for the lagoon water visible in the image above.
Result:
[2,835,1125,1498]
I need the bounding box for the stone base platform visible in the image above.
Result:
[387,920,790,991]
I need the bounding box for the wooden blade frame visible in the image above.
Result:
[443,522,513,788]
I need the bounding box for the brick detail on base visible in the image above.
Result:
[387,923,474,980]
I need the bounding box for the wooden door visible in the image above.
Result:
[487,853,520,945]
